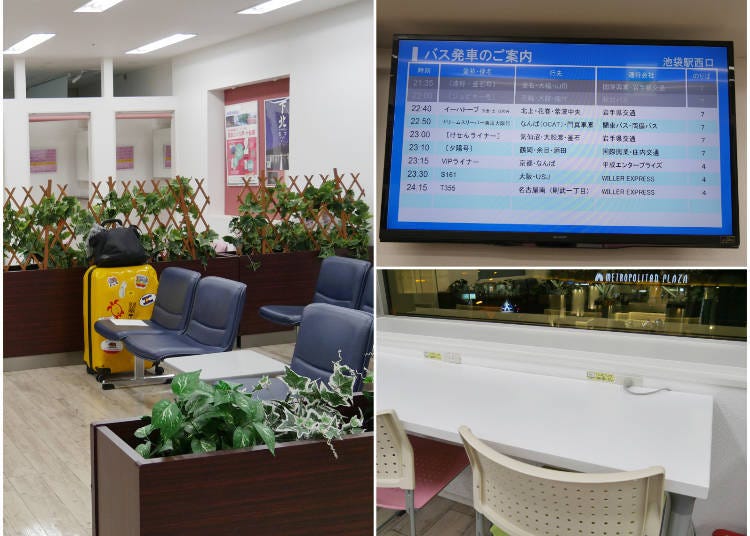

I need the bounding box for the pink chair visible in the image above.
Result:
[376,410,469,536]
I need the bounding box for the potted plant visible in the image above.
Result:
[546,279,570,318]
[594,283,620,318]
[224,180,372,336]
[90,363,373,535]
[3,193,94,357]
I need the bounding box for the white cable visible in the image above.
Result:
[622,377,671,396]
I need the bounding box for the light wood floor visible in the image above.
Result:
[3,344,294,536]
[377,498,478,536]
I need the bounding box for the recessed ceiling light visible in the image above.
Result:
[3,33,56,54]
[238,0,303,15]
[74,0,125,13]
[126,34,197,55]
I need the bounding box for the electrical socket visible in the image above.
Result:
[443,352,462,364]
[423,350,462,364]
[586,371,643,386]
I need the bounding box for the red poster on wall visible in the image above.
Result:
[225,100,259,186]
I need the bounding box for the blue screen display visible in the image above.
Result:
[383,38,737,240]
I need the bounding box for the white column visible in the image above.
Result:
[101,58,113,98]
[3,103,30,186]
[13,58,27,99]
[90,109,117,182]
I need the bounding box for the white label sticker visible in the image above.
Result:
[100,340,123,354]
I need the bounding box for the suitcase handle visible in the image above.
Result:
[101,218,124,228]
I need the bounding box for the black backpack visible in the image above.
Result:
[87,219,149,267]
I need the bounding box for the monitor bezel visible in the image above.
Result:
[379,34,740,248]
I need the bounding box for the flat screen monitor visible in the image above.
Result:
[380,35,740,248]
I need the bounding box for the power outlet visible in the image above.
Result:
[423,351,462,364]
[586,371,643,386]
[443,352,462,364]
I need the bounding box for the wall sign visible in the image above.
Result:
[116,146,134,170]
[594,271,690,284]
[163,144,172,169]
[225,100,259,186]
[264,97,290,171]
[30,148,57,173]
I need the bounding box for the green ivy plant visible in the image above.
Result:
[92,177,217,266]
[134,361,367,459]
[3,194,94,269]
[265,362,364,458]
[135,370,275,458]
[224,181,371,266]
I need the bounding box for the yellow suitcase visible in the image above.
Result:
[83,265,158,378]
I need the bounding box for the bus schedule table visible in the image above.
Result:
[396,63,724,230]
[376,352,713,536]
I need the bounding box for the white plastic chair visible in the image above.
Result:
[377,410,469,536]
[459,426,666,536]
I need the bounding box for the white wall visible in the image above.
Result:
[171,0,374,220]
[152,127,172,178]
[3,1,373,229]
[114,118,170,181]
[3,95,177,191]
[28,119,89,197]
[377,315,747,535]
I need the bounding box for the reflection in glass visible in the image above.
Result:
[384,269,746,341]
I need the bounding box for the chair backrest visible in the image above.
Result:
[290,303,373,389]
[459,426,665,536]
[150,267,202,331]
[312,256,372,309]
[359,267,374,314]
[376,409,415,491]
[184,276,247,350]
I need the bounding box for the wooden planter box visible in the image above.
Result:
[151,254,240,281]
[238,247,373,336]
[239,250,323,335]
[3,266,88,357]
[91,417,373,536]
[3,247,372,357]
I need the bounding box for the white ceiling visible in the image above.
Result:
[377,0,747,58]
[4,0,360,83]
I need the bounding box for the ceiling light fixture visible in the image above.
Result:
[74,0,125,13]
[126,33,196,55]
[3,33,56,54]
[238,0,303,15]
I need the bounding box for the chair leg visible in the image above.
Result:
[476,511,488,536]
[405,489,416,536]
[101,356,173,389]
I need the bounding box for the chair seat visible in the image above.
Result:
[258,305,305,326]
[377,435,469,510]
[94,318,174,341]
[124,332,225,361]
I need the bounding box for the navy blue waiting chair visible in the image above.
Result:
[241,302,373,400]
[258,255,371,329]
[94,267,201,343]
[359,267,374,314]
[102,276,247,389]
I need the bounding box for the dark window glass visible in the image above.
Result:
[384,269,746,341]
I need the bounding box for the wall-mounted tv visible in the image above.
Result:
[380,35,739,248]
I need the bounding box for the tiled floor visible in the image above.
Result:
[377,498,478,536]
